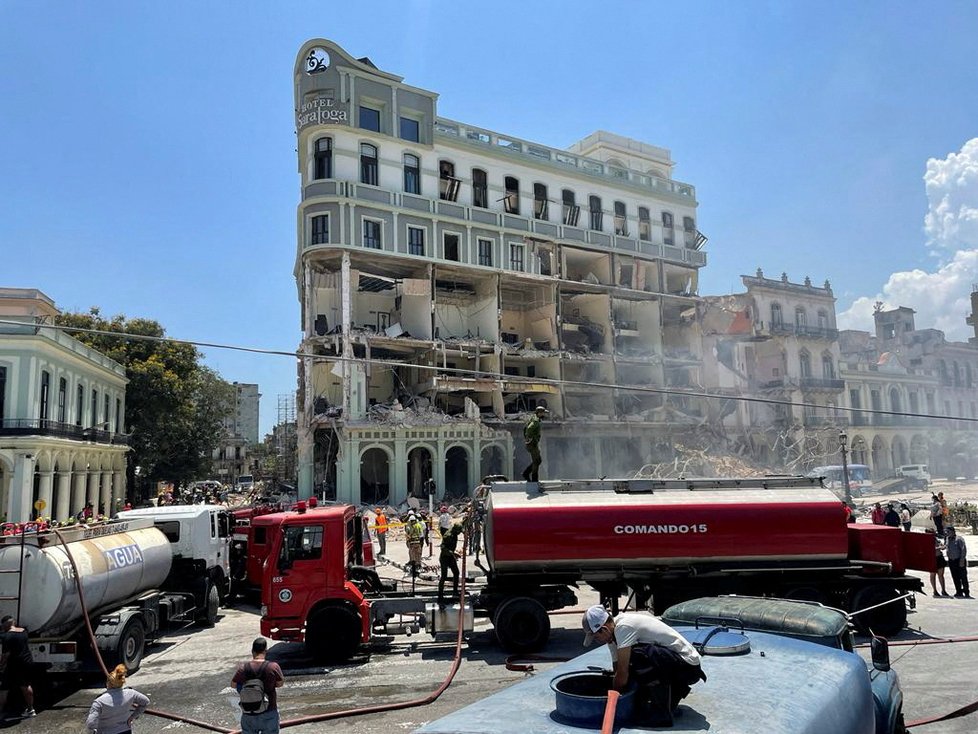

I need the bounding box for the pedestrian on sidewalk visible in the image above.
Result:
[231,637,284,734]
[931,495,945,536]
[85,664,149,734]
[871,503,885,525]
[0,616,35,720]
[899,503,912,531]
[944,527,971,598]
[928,530,949,597]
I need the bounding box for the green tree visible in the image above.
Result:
[56,308,235,495]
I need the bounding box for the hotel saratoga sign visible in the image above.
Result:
[297,95,349,130]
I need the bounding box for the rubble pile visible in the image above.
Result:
[636,442,771,479]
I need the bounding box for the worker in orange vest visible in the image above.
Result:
[374,507,389,556]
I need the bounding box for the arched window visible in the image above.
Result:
[589,195,603,231]
[638,207,651,241]
[822,354,835,379]
[314,137,332,179]
[360,143,378,186]
[472,168,488,208]
[562,189,579,226]
[440,160,460,201]
[533,183,548,220]
[795,307,807,328]
[889,387,901,413]
[403,153,420,194]
[614,201,628,236]
[771,302,783,328]
[504,176,520,214]
[799,351,812,378]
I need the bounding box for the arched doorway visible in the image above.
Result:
[850,435,868,466]
[910,435,928,464]
[871,436,889,478]
[891,435,908,469]
[444,446,470,499]
[480,445,505,480]
[407,446,434,500]
[360,447,391,505]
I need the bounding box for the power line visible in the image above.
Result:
[8,317,978,426]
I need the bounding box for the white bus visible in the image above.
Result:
[807,465,872,497]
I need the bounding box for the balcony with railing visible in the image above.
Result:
[761,322,839,340]
[0,419,130,445]
[799,377,845,391]
[802,414,850,428]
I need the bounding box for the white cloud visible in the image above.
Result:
[838,139,978,340]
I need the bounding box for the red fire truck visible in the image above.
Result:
[259,477,932,662]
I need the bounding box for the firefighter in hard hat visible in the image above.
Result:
[521,406,548,482]
[404,512,425,576]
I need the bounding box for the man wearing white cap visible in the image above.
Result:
[582,604,706,719]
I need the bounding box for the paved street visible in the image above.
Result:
[10,526,978,734]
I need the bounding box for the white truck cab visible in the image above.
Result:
[896,464,931,485]
[118,505,232,610]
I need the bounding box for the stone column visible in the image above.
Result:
[72,471,88,516]
[112,471,125,510]
[55,471,72,523]
[36,471,54,521]
[6,454,36,524]
[87,471,100,512]
[100,471,113,516]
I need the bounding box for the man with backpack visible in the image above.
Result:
[231,637,284,734]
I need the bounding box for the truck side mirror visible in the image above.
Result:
[870,636,890,672]
[278,554,293,572]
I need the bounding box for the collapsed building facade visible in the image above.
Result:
[291,39,706,503]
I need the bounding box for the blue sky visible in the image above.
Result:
[3,1,978,437]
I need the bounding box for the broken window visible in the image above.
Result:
[403,153,421,194]
[562,189,580,226]
[314,137,332,179]
[478,238,493,266]
[444,232,460,261]
[537,248,552,276]
[363,219,382,249]
[614,201,628,236]
[509,243,525,271]
[472,168,488,208]
[408,226,425,256]
[533,183,549,220]
[440,160,460,201]
[638,207,651,241]
[661,211,674,245]
[360,143,379,186]
[311,214,329,245]
[504,176,520,214]
[589,195,603,231]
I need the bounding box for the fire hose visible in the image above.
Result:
[53,526,474,733]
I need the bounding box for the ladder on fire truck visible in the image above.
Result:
[0,524,39,622]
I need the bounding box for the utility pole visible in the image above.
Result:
[839,430,852,506]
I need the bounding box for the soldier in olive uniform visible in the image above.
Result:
[521,406,548,482]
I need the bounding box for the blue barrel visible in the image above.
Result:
[550,672,635,726]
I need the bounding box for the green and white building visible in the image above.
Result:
[292,40,707,504]
[0,288,129,522]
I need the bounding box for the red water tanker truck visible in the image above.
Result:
[259,476,932,662]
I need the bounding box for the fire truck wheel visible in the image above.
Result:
[493,597,550,653]
[850,585,906,637]
[117,618,146,673]
[307,606,360,663]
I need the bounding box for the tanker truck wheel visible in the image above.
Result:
[493,597,550,653]
[850,585,907,637]
[306,605,361,664]
[116,618,146,673]
[199,582,220,627]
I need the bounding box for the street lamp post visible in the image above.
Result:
[839,430,852,506]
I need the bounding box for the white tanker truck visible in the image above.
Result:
[0,506,231,674]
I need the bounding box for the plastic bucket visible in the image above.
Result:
[550,671,635,726]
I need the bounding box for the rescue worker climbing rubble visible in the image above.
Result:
[521,406,548,482]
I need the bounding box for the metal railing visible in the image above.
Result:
[0,419,130,445]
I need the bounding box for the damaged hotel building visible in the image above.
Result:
[292,40,707,503]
